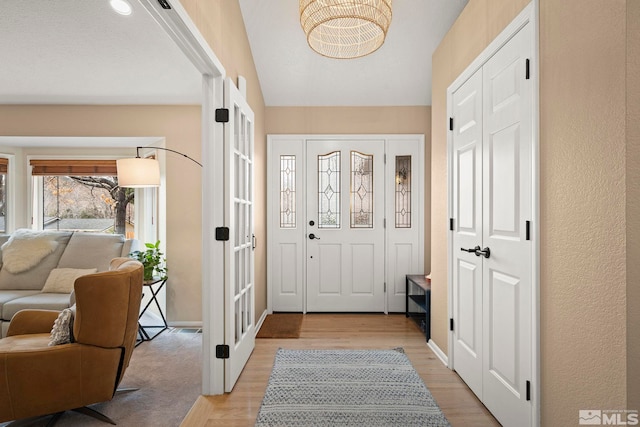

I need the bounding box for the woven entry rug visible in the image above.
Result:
[255,348,450,427]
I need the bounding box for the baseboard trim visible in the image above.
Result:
[168,321,203,328]
[255,309,269,336]
[427,339,448,367]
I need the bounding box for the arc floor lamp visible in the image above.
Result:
[117,147,202,188]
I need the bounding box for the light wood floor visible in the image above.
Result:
[181,314,500,427]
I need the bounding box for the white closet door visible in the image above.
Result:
[451,69,484,399]
[481,23,532,426]
[449,20,533,427]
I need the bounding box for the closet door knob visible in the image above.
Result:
[475,247,491,258]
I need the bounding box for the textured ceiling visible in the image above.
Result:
[0,0,202,105]
[239,0,469,106]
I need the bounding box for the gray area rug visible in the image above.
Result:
[1,328,201,427]
[255,348,450,427]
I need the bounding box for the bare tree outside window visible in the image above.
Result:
[43,176,134,236]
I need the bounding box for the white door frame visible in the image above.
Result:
[138,0,227,395]
[446,2,540,425]
[267,134,424,314]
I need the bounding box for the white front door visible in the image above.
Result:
[450,20,533,427]
[267,135,424,314]
[306,139,385,312]
[223,77,255,392]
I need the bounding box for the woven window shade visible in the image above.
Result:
[30,160,118,176]
[0,158,7,174]
[299,0,392,59]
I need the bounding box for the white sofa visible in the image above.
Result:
[0,230,139,337]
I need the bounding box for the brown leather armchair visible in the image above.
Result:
[0,258,143,425]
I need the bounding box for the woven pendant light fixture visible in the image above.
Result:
[299,0,392,59]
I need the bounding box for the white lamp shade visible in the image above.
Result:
[117,158,161,187]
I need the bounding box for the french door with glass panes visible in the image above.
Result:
[267,135,424,314]
[223,77,255,392]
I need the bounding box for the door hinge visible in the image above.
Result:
[384,282,387,292]
[215,227,230,241]
[383,218,386,229]
[449,117,454,131]
[526,380,531,401]
[157,0,171,9]
[449,218,454,231]
[526,220,531,241]
[449,318,454,331]
[215,108,229,123]
[525,59,531,80]
[384,153,387,164]
[216,345,230,359]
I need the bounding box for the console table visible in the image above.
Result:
[405,274,431,341]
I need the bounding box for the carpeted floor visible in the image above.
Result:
[1,329,202,427]
[256,313,303,338]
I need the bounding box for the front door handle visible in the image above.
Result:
[308,233,320,240]
[475,247,491,258]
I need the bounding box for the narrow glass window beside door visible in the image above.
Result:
[279,155,296,228]
[318,151,341,228]
[395,155,412,228]
[350,151,373,228]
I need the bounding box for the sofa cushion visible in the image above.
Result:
[0,231,73,290]
[0,235,10,270]
[0,290,41,319]
[57,233,125,272]
[0,232,72,291]
[1,230,60,274]
[2,293,72,321]
[41,268,97,294]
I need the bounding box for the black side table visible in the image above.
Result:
[405,274,431,342]
[138,276,168,343]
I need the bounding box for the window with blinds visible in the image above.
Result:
[29,159,134,236]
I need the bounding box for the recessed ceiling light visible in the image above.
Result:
[110,0,133,16]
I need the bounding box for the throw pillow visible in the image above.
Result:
[49,308,74,346]
[41,268,97,294]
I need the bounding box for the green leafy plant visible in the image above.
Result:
[130,240,167,281]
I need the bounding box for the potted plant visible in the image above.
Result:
[130,240,167,281]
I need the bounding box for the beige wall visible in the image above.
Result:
[432,0,629,425]
[627,0,640,413]
[0,105,203,323]
[266,106,432,273]
[182,0,267,322]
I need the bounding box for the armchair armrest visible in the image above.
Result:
[6,309,60,337]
